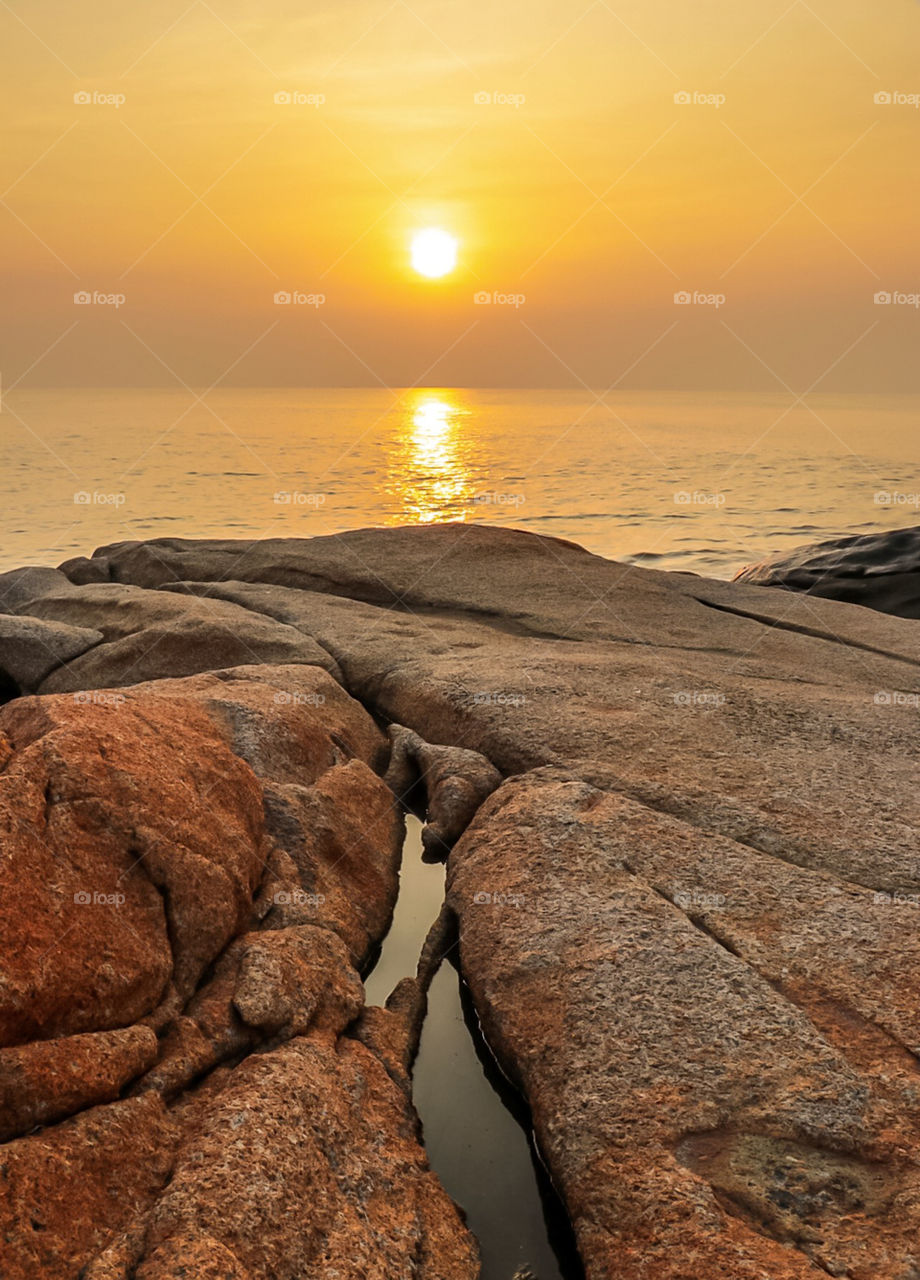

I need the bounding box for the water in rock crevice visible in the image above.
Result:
[364,816,583,1280]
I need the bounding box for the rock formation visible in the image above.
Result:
[735,523,920,618]
[0,658,478,1279]
[2,522,920,1278]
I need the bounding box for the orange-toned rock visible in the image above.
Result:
[0,654,477,1279]
[263,758,403,965]
[136,1034,479,1280]
[0,1094,178,1280]
[0,1025,158,1140]
[0,692,268,1046]
[449,769,920,1279]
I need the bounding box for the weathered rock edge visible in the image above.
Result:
[0,662,479,1280]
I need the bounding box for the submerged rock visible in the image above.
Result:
[735,523,920,617]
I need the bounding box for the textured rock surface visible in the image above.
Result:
[9,582,339,691]
[4,522,920,1279]
[735,523,920,618]
[385,723,502,857]
[449,770,920,1278]
[0,656,477,1279]
[0,613,103,692]
[0,1025,158,1141]
[137,1035,479,1280]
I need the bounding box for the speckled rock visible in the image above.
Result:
[0,653,477,1279]
[0,1025,158,1141]
[449,769,920,1279]
[0,692,268,1045]
[135,1034,480,1280]
[7,522,920,1279]
[0,1094,179,1280]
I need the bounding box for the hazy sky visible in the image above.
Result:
[2,0,919,389]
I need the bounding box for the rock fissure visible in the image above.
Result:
[4,524,920,1279]
[694,593,920,676]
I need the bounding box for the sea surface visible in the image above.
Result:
[2,387,918,577]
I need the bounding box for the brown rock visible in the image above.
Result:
[0,1025,158,1140]
[385,723,501,857]
[449,769,920,1279]
[262,758,403,966]
[13,582,339,690]
[0,614,103,693]
[0,565,75,612]
[19,522,920,1277]
[137,1033,479,1280]
[0,1093,178,1280]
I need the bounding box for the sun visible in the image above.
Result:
[410,228,458,279]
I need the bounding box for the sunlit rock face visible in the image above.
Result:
[735,523,920,618]
[3,522,920,1279]
[0,661,478,1280]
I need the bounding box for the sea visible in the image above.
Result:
[2,387,918,577]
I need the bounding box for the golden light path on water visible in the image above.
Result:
[385,390,477,525]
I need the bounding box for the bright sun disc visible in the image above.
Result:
[411,228,458,279]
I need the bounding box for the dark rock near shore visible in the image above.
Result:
[735,524,920,618]
[3,522,920,1279]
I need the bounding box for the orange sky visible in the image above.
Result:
[2,0,919,389]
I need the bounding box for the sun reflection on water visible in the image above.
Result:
[386,390,476,524]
